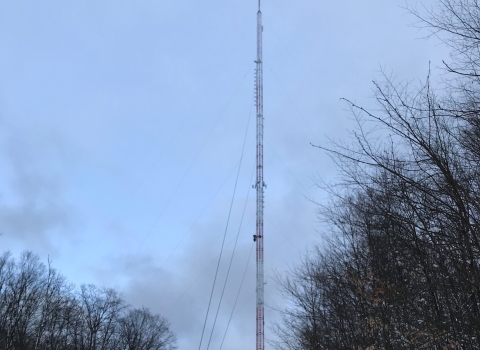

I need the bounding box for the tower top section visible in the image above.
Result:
[258,0,261,12]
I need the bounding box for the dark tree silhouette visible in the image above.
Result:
[274,0,480,348]
[0,251,177,350]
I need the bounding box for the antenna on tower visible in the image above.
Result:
[254,0,265,349]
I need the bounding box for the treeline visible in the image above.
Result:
[274,0,480,349]
[0,251,176,350]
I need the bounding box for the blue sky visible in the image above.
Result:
[0,0,449,348]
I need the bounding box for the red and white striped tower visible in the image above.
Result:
[254,0,265,349]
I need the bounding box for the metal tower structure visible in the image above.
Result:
[253,0,265,349]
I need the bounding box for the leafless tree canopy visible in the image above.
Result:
[0,251,177,350]
[273,0,480,349]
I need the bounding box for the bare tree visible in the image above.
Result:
[274,1,480,348]
[0,252,177,350]
[118,307,177,350]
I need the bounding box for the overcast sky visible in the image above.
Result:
[0,0,449,349]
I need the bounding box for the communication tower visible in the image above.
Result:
[253,0,265,349]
